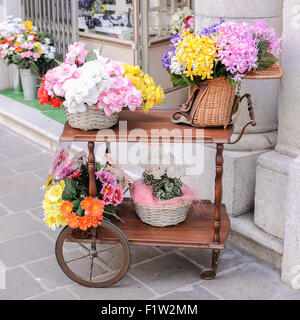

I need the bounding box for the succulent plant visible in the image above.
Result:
[142,172,183,200]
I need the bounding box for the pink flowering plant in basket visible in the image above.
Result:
[162,19,282,86]
[38,42,165,116]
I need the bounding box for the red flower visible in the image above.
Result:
[50,97,63,109]
[37,86,50,106]
[1,39,6,44]
[34,37,39,41]
[183,15,193,30]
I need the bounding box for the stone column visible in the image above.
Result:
[281,156,300,288]
[254,0,300,239]
[193,0,283,216]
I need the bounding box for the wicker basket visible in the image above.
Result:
[173,77,236,128]
[245,62,283,79]
[64,105,118,131]
[131,189,192,227]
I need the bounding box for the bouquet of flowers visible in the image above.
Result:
[38,42,164,116]
[162,19,281,86]
[0,16,57,76]
[43,152,127,231]
[169,7,194,35]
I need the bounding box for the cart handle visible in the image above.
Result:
[229,93,256,145]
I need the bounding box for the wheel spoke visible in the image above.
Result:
[69,235,91,253]
[94,255,116,274]
[90,258,94,281]
[65,253,90,264]
[96,244,120,254]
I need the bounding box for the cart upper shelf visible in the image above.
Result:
[60,109,234,144]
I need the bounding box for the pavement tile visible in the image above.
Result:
[130,245,162,266]
[0,143,43,160]
[158,283,220,300]
[0,134,28,150]
[0,126,11,137]
[3,152,53,173]
[275,289,300,300]
[33,167,51,180]
[29,207,44,222]
[129,253,202,295]
[0,173,43,196]
[180,243,253,272]
[25,255,75,290]
[0,233,54,268]
[68,274,154,300]
[0,187,44,212]
[200,261,294,300]
[0,212,45,242]
[0,267,45,300]
[0,205,10,217]
[32,288,78,300]
[0,164,17,178]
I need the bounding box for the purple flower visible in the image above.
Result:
[162,32,182,71]
[78,0,94,10]
[200,18,225,37]
[96,170,117,186]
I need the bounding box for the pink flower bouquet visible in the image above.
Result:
[38,42,165,119]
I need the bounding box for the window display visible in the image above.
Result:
[78,0,134,41]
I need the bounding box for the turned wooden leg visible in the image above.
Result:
[201,143,224,280]
[88,142,97,197]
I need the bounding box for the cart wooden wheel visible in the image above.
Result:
[55,220,131,288]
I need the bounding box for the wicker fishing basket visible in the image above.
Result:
[172,77,236,128]
[64,105,118,131]
[131,189,192,227]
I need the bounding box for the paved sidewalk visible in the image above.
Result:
[0,125,299,300]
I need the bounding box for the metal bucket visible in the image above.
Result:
[8,64,23,92]
[20,69,37,100]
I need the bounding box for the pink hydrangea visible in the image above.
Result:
[250,20,282,55]
[65,42,89,65]
[216,22,259,77]
[44,62,79,97]
[97,76,143,116]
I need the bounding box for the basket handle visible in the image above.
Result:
[229,93,256,145]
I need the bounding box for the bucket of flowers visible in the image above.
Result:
[168,6,194,35]
[130,161,195,228]
[0,16,57,99]
[38,42,165,131]
[162,19,283,128]
[42,152,127,231]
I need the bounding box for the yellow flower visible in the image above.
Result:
[45,180,65,203]
[174,31,218,81]
[123,63,142,76]
[44,213,58,230]
[155,85,165,105]
[43,174,54,191]
[34,42,42,54]
[21,20,33,32]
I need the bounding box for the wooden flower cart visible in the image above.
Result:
[55,105,256,288]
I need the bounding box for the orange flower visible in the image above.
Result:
[15,48,23,53]
[60,201,73,215]
[66,212,78,229]
[78,215,91,231]
[80,196,94,210]
[90,215,101,228]
[87,198,104,217]
[14,41,22,47]
[30,31,36,35]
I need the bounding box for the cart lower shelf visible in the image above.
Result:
[68,199,230,250]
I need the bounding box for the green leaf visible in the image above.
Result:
[182,74,195,87]
[76,205,84,217]
[85,50,98,62]
[170,73,189,88]
[257,52,278,70]
[72,199,80,212]
[62,178,77,201]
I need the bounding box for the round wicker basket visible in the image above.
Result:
[64,105,118,131]
[131,189,192,227]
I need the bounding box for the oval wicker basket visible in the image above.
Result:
[131,189,193,227]
[64,105,118,131]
